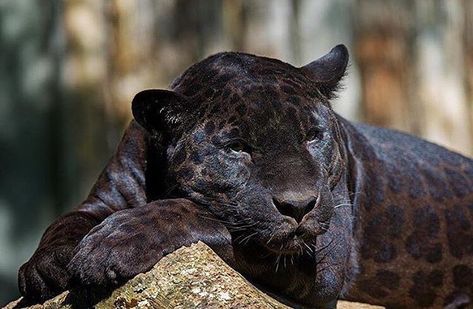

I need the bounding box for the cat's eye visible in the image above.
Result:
[224,140,252,155]
[306,127,324,142]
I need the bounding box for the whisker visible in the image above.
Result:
[275,254,282,272]
[237,231,258,245]
[348,191,364,199]
[303,242,314,254]
[266,232,276,245]
[334,203,351,209]
[297,243,305,257]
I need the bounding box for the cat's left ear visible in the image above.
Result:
[301,44,349,98]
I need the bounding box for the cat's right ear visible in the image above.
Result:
[132,89,190,140]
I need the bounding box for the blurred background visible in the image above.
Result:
[1,0,473,304]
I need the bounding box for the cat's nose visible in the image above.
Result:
[272,195,317,223]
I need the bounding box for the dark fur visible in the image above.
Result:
[18,45,473,308]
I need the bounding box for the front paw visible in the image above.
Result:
[67,209,170,289]
[67,199,232,292]
[18,245,73,303]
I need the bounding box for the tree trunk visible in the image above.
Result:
[353,0,416,133]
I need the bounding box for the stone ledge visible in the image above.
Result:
[5,242,383,309]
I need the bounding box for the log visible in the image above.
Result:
[4,242,383,309]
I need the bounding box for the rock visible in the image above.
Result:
[4,242,383,308]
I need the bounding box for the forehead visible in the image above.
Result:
[170,52,330,143]
[232,97,315,146]
[171,52,323,100]
[219,84,316,130]
[202,87,325,148]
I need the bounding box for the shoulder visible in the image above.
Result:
[353,122,472,168]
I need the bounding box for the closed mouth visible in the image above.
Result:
[264,234,315,256]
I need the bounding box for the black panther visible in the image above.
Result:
[19,45,473,308]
